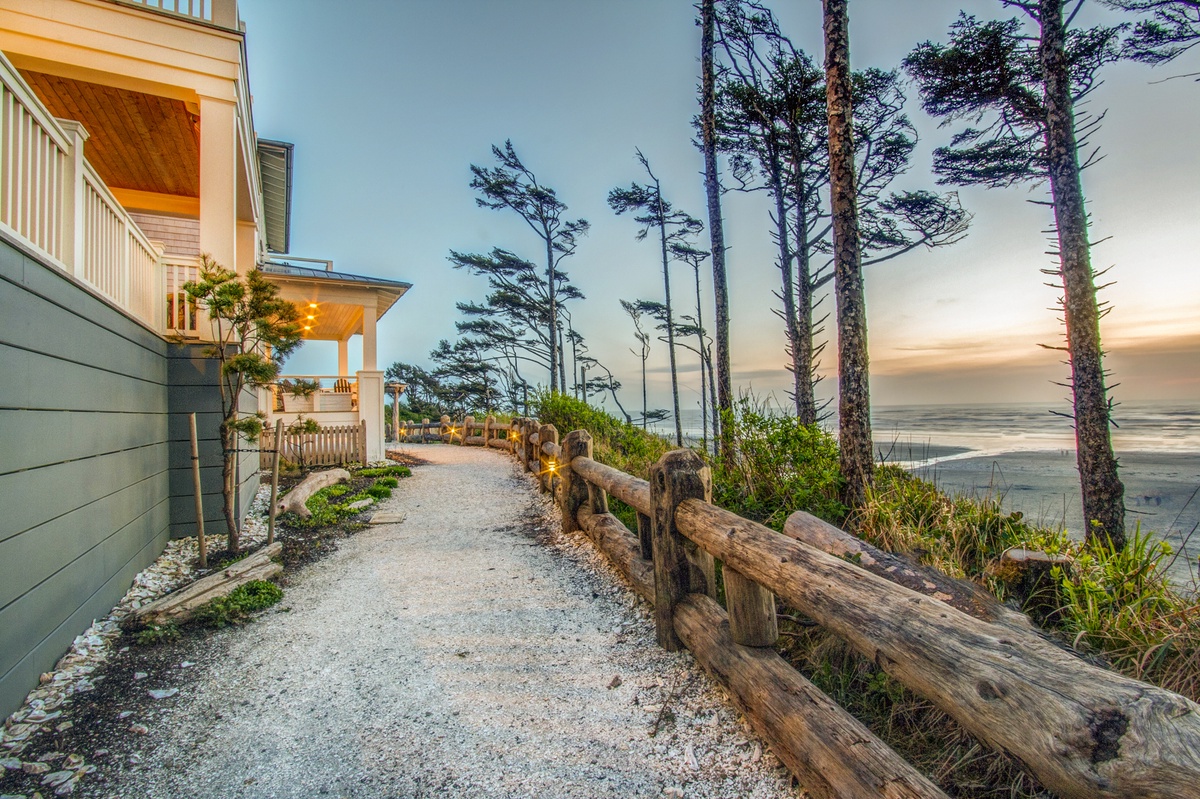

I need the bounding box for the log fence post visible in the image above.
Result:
[539,423,558,494]
[440,414,450,444]
[724,567,778,647]
[560,430,591,534]
[422,418,430,444]
[649,449,713,651]
[462,415,474,445]
[522,419,536,473]
[484,415,494,447]
[636,513,653,561]
[589,473,610,518]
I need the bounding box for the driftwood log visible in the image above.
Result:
[123,543,282,629]
[783,511,1035,632]
[275,468,350,518]
[571,495,945,799]
[675,498,1200,799]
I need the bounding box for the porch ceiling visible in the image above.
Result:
[21,69,199,198]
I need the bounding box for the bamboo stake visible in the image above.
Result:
[267,418,283,545]
[189,412,206,569]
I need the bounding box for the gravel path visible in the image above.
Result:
[90,445,798,799]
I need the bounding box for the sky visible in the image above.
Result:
[238,0,1200,414]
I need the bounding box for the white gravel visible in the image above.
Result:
[86,445,800,799]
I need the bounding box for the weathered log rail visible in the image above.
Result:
[391,417,1200,799]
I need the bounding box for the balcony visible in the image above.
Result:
[114,0,240,31]
[1,51,166,330]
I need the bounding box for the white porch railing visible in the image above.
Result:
[1,52,69,264]
[273,375,360,414]
[0,51,169,333]
[115,0,239,29]
[164,255,202,334]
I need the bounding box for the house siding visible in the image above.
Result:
[0,236,259,719]
[165,344,260,538]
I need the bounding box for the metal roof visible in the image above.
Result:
[259,260,412,291]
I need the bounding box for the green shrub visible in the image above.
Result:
[365,481,393,500]
[194,579,283,628]
[532,392,671,478]
[710,398,846,530]
[135,622,180,646]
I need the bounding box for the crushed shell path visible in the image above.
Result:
[93,444,797,799]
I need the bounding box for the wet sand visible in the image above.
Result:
[909,450,1200,589]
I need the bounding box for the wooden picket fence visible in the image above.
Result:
[395,415,1200,799]
[260,421,367,469]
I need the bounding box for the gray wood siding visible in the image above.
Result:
[0,236,171,719]
[0,237,262,720]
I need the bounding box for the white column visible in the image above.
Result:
[361,303,377,371]
[338,339,349,377]
[198,95,238,271]
[357,370,385,462]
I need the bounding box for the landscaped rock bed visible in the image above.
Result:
[0,462,405,799]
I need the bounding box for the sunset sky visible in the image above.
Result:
[240,0,1199,412]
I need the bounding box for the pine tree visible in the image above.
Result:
[906,1,1127,547]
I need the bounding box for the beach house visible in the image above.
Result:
[0,0,408,717]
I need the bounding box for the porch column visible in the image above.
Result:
[357,370,385,462]
[361,303,377,371]
[337,339,349,377]
[198,95,238,271]
[237,221,258,273]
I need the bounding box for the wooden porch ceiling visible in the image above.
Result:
[21,70,199,199]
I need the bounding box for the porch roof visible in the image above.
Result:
[258,260,411,342]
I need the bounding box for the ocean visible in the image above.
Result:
[654,401,1200,458]
[647,401,1200,588]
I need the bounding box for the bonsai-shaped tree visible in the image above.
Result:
[186,255,302,552]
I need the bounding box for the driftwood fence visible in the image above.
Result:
[260,421,367,469]
[396,416,1200,799]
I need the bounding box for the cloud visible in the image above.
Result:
[872,332,1200,405]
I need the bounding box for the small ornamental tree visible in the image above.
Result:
[186,256,302,553]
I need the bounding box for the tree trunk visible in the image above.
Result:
[823,0,874,507]
[701,0,733,458]
[657,186,684,447]
[794,186,818,426]
[219,422,240,553]
[641,350,649,429]
[1038,0,1126,548]
[769,158,804,417]
[705,343,719,454]
[693,267,709,454]
[545,236,559,393]
[558,328,567,395]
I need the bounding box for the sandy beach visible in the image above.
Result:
[910,450,1200,589]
